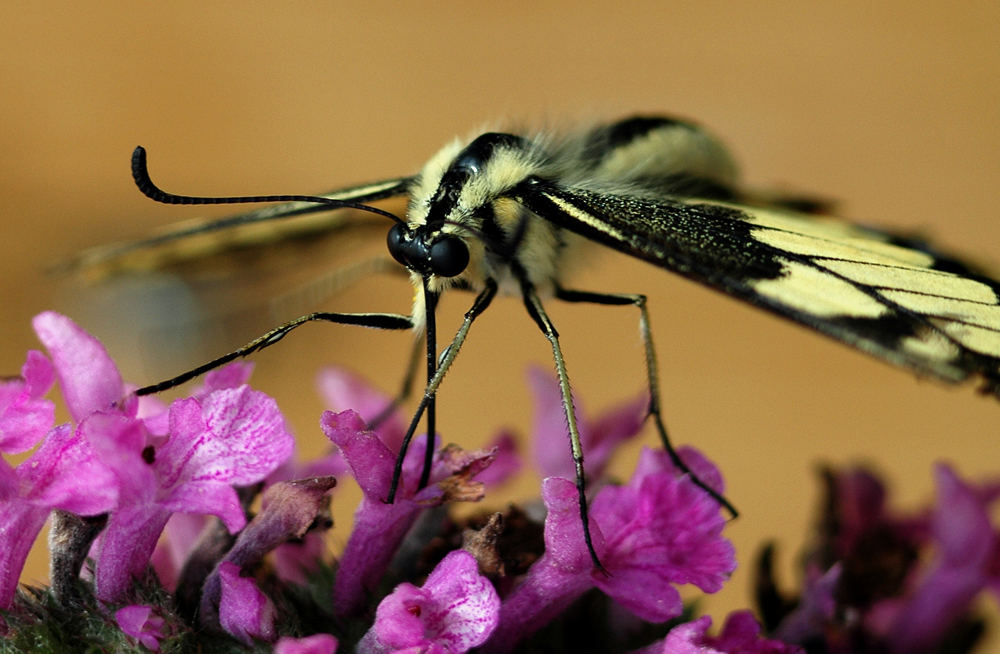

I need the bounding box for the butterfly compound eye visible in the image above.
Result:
[429,235,469,277]
[387,222,409,266]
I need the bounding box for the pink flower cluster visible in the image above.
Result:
[19,311,992,652]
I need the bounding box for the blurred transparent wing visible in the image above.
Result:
[55,177,413,380]
[58,176,412,280]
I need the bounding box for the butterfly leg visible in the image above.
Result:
[521,283,605,572]
[134,310,414,396]
[554,287,737,518]
[386,279,499,500]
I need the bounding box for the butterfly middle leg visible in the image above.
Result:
[554,286,738,518]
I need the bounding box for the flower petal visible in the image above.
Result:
[95,505,171,602]
[275,634,339,654]
[78,412,152,504]
[317,367,405,448]
[887,464,994,652]
[469,430,521,487]
[115,604,167,651]
[418,551,500,651]
[160,387,293,488]
[321,410,394,499]
[595,565,682,623]
[200,362,254,394]
[0,501,49,609]
[0,459,15,501]
[218,561,277,645]
[32,312,124,421]
[365,551,499,653]
[0,350,55,453]
[222,476,335,567]
[528,366,589,479]
[636,611,803,654]
[160,479,246,533]
[20,423,118,515]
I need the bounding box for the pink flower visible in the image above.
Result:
[634,611,802,654]
[358,550,500,654]
[0,312,295,605]
[484,447,735,652]
[4,313,293,604]
[0,423,118,609]
[883,464,996,652]
[218,561,277,644]
[322,410,496,617]
[93,384,294,601]
[0,350,54,455]
[198,476,336,627]
[115,604,167,651]
[770,463,999,653]
[275,633,339,654]
[266,366,409,584]
[0,313,125,609]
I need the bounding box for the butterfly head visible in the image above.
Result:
[386,221,469,278]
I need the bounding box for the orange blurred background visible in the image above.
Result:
[1,2,997,648]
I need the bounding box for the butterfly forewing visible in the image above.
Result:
[516,182,1000,392]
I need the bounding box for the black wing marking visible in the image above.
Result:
[514,181,1000,394]
[59,176,414,279]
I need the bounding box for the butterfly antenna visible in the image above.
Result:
[131,146,405,225]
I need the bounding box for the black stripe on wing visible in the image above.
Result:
[514,180,1000,394]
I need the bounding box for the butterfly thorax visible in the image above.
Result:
[403,120,740,299]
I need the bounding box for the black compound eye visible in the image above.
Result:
[387,222,409,266]
[429,235,469,277]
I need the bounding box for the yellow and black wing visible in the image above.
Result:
[515,181,1000,394]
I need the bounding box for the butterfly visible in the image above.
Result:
[68,115,1000,568]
